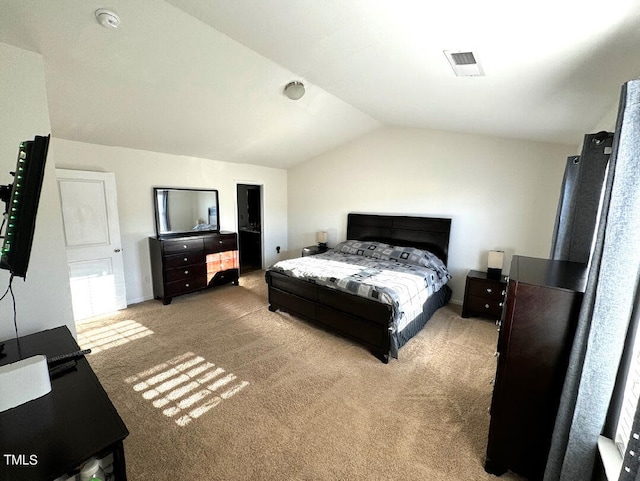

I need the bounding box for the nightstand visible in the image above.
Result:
[301,245,328,257]
[461,269,508,319]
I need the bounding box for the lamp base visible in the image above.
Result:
[487,268,502,280]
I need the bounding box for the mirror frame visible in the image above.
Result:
[153,187,220,238]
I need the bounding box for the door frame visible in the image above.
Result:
[235,181,264,271]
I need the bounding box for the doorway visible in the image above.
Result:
[56,169,127,322]
[236,184,262,274]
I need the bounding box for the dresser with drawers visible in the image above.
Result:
[149,232,239,305]
[484,255,588,480]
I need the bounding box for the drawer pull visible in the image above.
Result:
[499,302,504,307]
[184,270,189,275]
[185,283,190,287]
[184,257,188,262]
[485,304,490,309]
[501,290,506,296]
[183,244,188,249]
[486,288,492,294]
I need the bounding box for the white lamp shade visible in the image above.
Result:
[488,250,504,270]
[316,231,328,244]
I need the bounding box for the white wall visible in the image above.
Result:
[591,99,621,133]
[52,139,288,304]
[288,126,578,303]
[0,42,75,340]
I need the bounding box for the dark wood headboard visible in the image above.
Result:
[346,213,452,265]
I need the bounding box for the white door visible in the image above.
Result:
[56,169,126,321]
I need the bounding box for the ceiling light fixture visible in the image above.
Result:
[283,81,305,100]
[95,9,121,29]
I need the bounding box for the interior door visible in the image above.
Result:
[56,169,126,321]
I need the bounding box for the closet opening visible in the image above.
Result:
[236,184,263,274]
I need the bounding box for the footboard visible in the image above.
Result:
[265,270,393,362]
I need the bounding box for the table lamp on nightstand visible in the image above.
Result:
[317,231,328,249]
[487,250,504,280]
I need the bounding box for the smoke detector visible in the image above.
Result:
[444,50,484,77]
[95,9,120,29]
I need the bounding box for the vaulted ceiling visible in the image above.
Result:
[1,0,639,168]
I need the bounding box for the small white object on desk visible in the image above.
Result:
[0,355,52,412]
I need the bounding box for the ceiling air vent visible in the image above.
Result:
[444,50,484,77]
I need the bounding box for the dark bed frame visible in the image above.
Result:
[265,213,452,362]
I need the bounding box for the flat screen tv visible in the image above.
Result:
[0,135,50,278]
[153,187,220,238]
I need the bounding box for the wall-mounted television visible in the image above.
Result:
[0,135,50,278]
[153,187,220,238]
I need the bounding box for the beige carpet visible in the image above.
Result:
[77,270,525,481]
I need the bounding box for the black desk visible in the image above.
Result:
[0,326,128,481]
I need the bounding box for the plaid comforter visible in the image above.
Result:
[268,247,451,334]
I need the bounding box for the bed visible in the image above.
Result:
[265,213,452,362]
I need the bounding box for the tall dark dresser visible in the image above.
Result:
[485,255,588,481]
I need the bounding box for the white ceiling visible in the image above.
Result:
[1,0,640,168]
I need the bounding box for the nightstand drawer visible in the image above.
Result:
[467,280,507,301]
[465,295,504,318]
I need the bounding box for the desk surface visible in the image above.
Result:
[0,326,129,481]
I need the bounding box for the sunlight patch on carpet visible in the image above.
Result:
[77,320,154,353]
[124,352,249,426]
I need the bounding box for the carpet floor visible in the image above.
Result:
[76,270,525,481]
